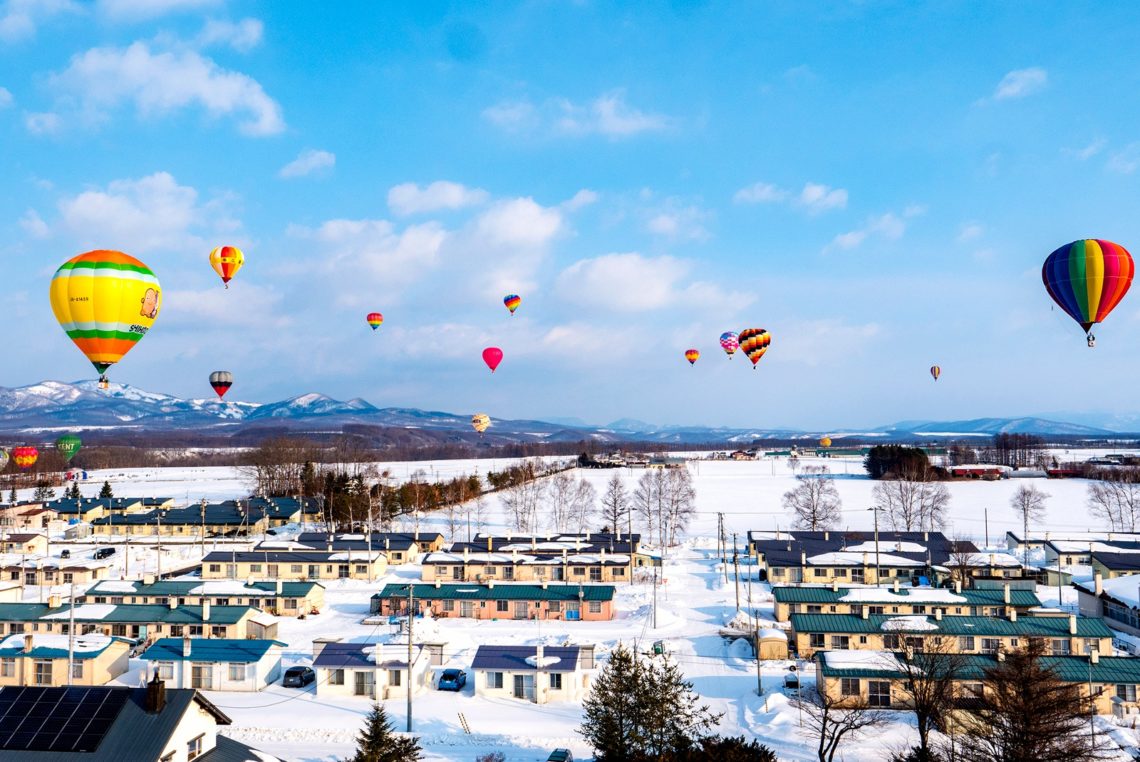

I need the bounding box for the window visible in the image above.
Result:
[548,601,561,613]
[284,598,298,610]
[62,573,73,584]
[958,636,975,651]
[1050,638,1071,656]
[110,597,124,605]
[329,669,344,685]
[156,662,174,680]
[550,673,563,690]
[883,634,901,650]
[161,752,175,762]
[451,567,463,580]
[1086,639,1101,654]
[806,605,823,614]
[268,564,279,577]
[189,625,204,636]
[187,734,204,760]
[834,568,848,577]
[963,682,984,698]
[389,669,402,686]
[868,606,885,615]
[216,598,230,606]
[503,567,515,580]
[981,638,1001,654]
[588,601,602,614]
[830,635,850,649]
[1118,684,1138,702]
[858,635,868,644]
[250,564,262,573]
[809,634,825,649]
[488,671,504,689]
[573,567,586,576]
[442,600,455,612]
[355,565,367,575]
[34,660,52,685]
[868,680,891,708]
[211,626,227,638]
[514,601,529,619]
[589,568,601,582]
[169,626,183,637]
[841,678,860,696]
[496,600,509,612]
[0,659,14,677]
[228,664,245,681]
[813,568,827,578]
[71,662,83,679]
[291,564,303,574]
[614,567,625,576]
[484,566,496,577]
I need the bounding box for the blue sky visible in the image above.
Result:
[3,0,1140,430]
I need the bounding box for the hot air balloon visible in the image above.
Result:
[12,447,38,471]
[482,347,503,373]
[684,349,700,365]
[55,435,81,463]
[50,250,161,389]
[209,245,244,289]
[820,436,832,448]
[471,413,491,434]
[1043,239,1135,347]
[366,312,384,331]
[719,332,739,359]
[209,371,234,399]
[0,450,8,472]
[504,294,521,315]
[738,328,771,369]
[930,365,941,382]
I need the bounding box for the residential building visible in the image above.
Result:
[420,549,632,584]
[0,599,277,641]
[141,638,286,692]
[269,531,429,563]
[43,497,173,523]
[83,578,325,616]
[1006,530,1140,556]
[91,502,268,537]
[815,649,1140,718]
[371,582,616,621]
[1092,551,1140,580]
[200,551,387,581]
[471,644,595,704]
[450,532,649,562]
[312,641,431,700]
[771,582,1041,622]
[0,633,130,686]
[0,583,21,603]
[788,612,1114,659]
[0,533,48,555]
[0,680,280,760]
[1076,573,1140,637]
[0,502,52,530]
[0,555,111,586]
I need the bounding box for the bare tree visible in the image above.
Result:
[794,687,889,762]
[545,470,578,533]
[633,470,665,545]
[599,474,630,534]
[783,466,843,531]
[946,537,979,586]
[1087,468,1140,532]
[502,477,545,533]
[895,636,965,756]
[570,478,597,534]
[871,467,950,532]
[1010,484,1049,567]
[662,467,697,546]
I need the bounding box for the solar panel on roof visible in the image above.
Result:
[0,686,128,752]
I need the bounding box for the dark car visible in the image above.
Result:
[437,668,466,691]
[547,751,574,762]
[59,549,70,559]
[92,547,116,559]
[282,666,316,688]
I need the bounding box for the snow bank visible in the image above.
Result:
[880,616,938,632]
[42,604,117,620]
[525,655,562,668]
[95,581,138,593]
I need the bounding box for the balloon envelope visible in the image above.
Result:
[0,450,8,471]
[366,312,383,330]
[719,332,739,358]
[209,245,244,286]
[50,250,161,385]
[471,413,491,434]
[930,365,941,382]
[820,436,832,448]
[503,295,521,315]
[1043,239,1134,335]
[55,435,81,463]
[684,349,700,365]
[12,446,38,471]
[482,347,503,373]
[738,328,771,368]
[209,371,233,399]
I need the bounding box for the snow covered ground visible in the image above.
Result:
[14,452,1140,760]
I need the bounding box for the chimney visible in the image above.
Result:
[1094,573,1103,597]
[434,579,440,589]
[1091,650,1100,665]
[893,579,900,593]
[145,672,166,714]
[23,634,33,653]
[831,580,839,593]
[168,598,177,610]
[463,547,469,562]
[1003,584,1010,604]
[512,549,519,562]
[487,579,494,589]
[541,579,548,590]
[47,594,61,609]
[954,580,962,594]
[276,579,283,595]
[575,537,582,551]
[824,531,829,542]
[202,599,211,622]
[934,608,942,621]
[600,547,607,561]
[143,574,155,585]
[801,551,806,565]
[1069,614,1078,635]
[996,650,1005,662]
[924,531,929,542]
[182,636,191,658]
[861,607,869,620]
[536,644,544,663]
[1009,609,1017,622]
[487,536,493,552]
[531,537,537,551]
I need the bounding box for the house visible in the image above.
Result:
[44,497,170,523]
[1076,573,1140,636]
[771,581,1041,622]
[91,502,268,537]
[946,464,1009,480]
[82,578,325,616]
[246,496,320,527]
[814,649,1140,718]
[788,611,1114,659]
[200,550,388,581]
[312,641,431,699]
[371,582,616,621]
[1044,538,1140,569]
[0,680,281,760]
[0,502,50,530]
[0,633,130,686]
[281,531,433,562]
[471,644,595,704]
[1005,530,1140,555]
[447,532,657,571]
[0,599,277,641]
[0,533,48,555]
[141,638,286,692]
[1091,551,1140,580]
[0,555,112,586]
[0,582,21,603]
[420,549,633,584]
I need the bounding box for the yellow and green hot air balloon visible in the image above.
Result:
[50,250,161,389]
[56,434,81,463]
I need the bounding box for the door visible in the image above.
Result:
[460,601,474,617]
[565,602,580,621]
[513,674,535,701]
[191,665,213,690]
[553,567,564,581]
[308,565,320,579]
[354,671,375,697]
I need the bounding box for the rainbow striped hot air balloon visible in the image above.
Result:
[504,294,522,315]
[738,328,771,369]
[209,245,244,288]
[366,312,384,331]
[1043,239,1134,347]
[684,348,700,365]
[50,250,161,388]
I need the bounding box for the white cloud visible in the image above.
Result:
[645,203,710,241]
[562,189,598,211]
[827,212,908,251]
[50,41,284,136]
[797,183,847,213]
[0,0,77,42]
[196,17,263,52]
[0,87,12,108]
[1065,138,1106,161]
[388,181,489,217]
[734,181,847,213]
[1108,143,1140,174]
[58,171,204,253]
[24,111,61,134]
[778,319,881,367]
[96,0,220,20]
[162,283,286,328]
[474,197,563,248]
[19,209,49,238]
[278,149,336,179]
[555,252,751,313]
[483,90,671,138]
[733,182,788,205]
[958,222,984,242]
[991,67,1047,100]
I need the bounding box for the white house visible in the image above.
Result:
[140,637,285,692]
[313,641,431,700]
[471,644,595,704]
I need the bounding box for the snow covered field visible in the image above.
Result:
[16,453,1140,760]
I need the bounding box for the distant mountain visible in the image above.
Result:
[0,380,1131,445]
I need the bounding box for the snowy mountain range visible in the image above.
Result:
[0,380,1127,444]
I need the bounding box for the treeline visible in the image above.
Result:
[864,445,947,480]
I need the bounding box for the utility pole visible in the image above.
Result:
[652,566,658,629]
[732,533,741,614]
[754,623,763,696]
[367,493,374,584]
[156,512,162,579]
[870,504,882,588]
[407,583,414,732]
[66,582,76,686]
[199,499,206,561]
[984,507,989,549]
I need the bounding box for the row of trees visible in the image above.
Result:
[784,464,951,533]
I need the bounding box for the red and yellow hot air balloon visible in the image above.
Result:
[50,250,161,389]
[738,328,771,369]
[1042,239,1134,347]
[12,446,38,471]
[209,245,244,288]
[684,349,700,365]
[366,312,384,331]
[503,294,521,315]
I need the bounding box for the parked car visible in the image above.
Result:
[547,750,574,762]
[282,666,316,688]
[92,547,116,559]
[437,668,466,691]
[59,549,70,559]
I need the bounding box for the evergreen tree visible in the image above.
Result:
[345,703,421,762]
[68,482,82,500]
[7,486,15,504]
[32,481,55,502]
[678,736,778,761]
[99,481,113,498]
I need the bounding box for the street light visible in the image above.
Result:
[867,505,882,588]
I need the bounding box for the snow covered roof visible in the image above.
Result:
[881,615,939,632]
[806,551,924,567]
[822,650,903,671]
[0,632,116,658]
[839,588,967,604]
[758,628,787,640]
[42,604,117,620]
[844,541,928,554]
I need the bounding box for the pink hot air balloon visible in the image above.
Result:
[482,347,503,373]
